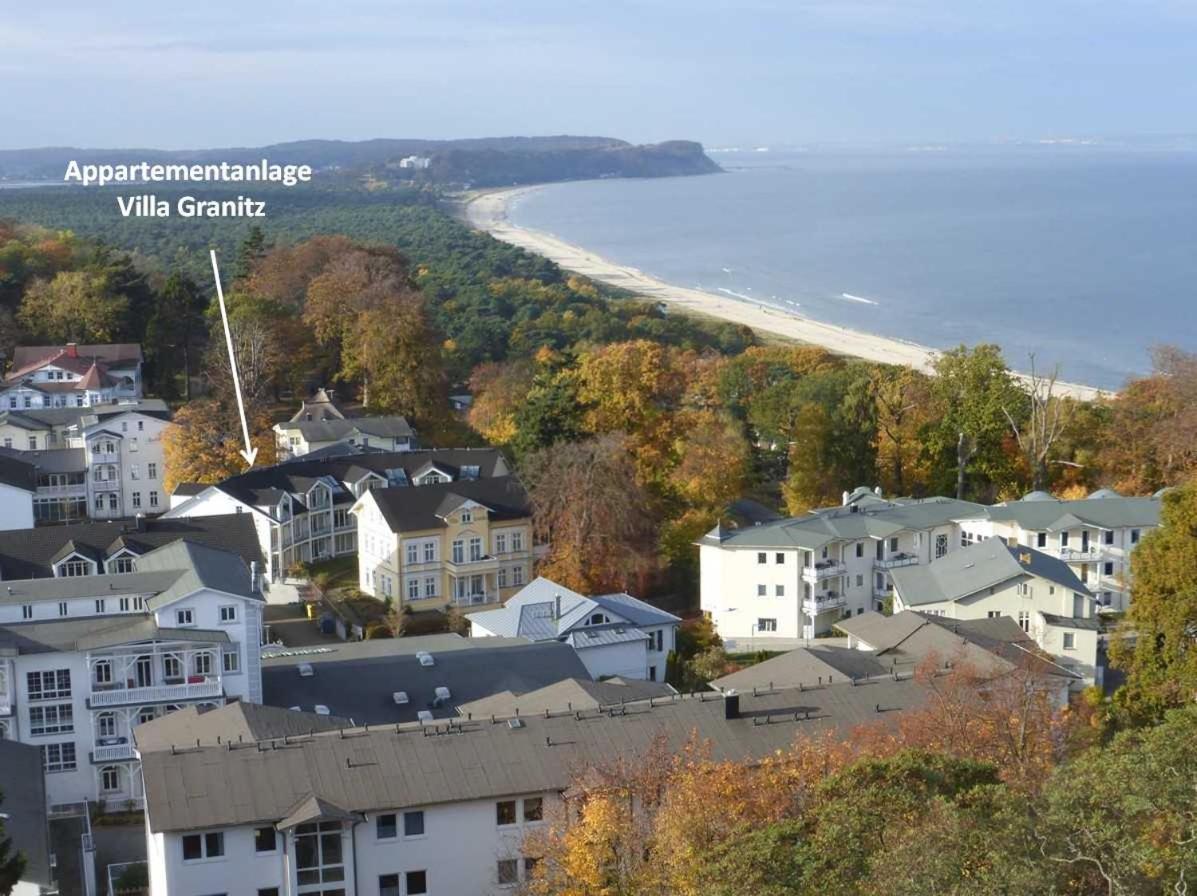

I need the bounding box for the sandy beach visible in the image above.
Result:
[463,185,1108,402]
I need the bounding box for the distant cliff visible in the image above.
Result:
[408,140,722,187]
[0,136,721,186]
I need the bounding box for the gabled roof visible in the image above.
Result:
[0,513,262,580]
[364,475,530,533]
[964,492,1161,532]
[9,343,142,376]
[889,540,1090,607]
[135,703,348,753]
[136,539,261,609]
[457,677,675,718]
[280,415,415,443]
[277,795,361,830]
[712,645,889,692]
[288,388,347,423]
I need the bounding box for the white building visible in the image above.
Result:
[1,343,143,410]
[139,675,925,896]
[699,486,1162,641]
[0,399,173,523]
[954,488,1162,613]
[274,388,416,459]
[889,539,1101,686]
[167,448,511,584]
[468,577,681,682]
[0,539,264,808]
[0,454,37,529]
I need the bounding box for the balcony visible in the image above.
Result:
[92,743,136,763]
[88,678,221,708]
[92,479,121,492]
[38,484,87,497]
[874,553,919,570]
[803,591,847,615]
[90,451,120,464]
[451,592,498,608]
[445,556,500,575]
[1057,547,1104,562]
[802,560,846,583]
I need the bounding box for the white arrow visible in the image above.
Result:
[209,250,258,467]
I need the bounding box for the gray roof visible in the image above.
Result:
[135,703,349,753]
[0,452,37,492]
[281,415,415,443]
[0,740,51,885]
[457,678,675,718]
[0,445,86,474]
[712,646,890,692]
[0,513,262,580]
[890,540,1091,607]
[366,475,530,533]
[967,492,1160,532]
[0,399,169,431]
[0,617,229,655]
[142,676,930,833]
[1040,613,1105,631]
[262,637,590,725]
[700,493,987,550]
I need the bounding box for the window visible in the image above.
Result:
[855,543,864,558]
[96,712,116,738]
[58,601,68,616]
[1017,611,1030,633]
[132,491,142,509]
[379,875,400,896]
[497,800,517,826]
[423,576,437,598]
[855,574,864,587]
[523,797,543,822]
[295,821,344,887]
[512,565,525,586]
[95,598,106,613]
[42,742,77,773]
[452,540,464,564]
[402,808,426,837]
[757,618,778,632]
[163,655,182,680]
[757,552,766,564]
[498,859,519,886]
[112,554,136,573]
[653,630,664,652]
[94,661,113,686]
[1131,529,1141,544]
[407,578,420,600]
[100,766,121,793]
[469,536,483,562]
[1060,531,1070,547]
[377,814,397,839]
[495,533,508,554]
[935,533,949,559]
[498,566,509,588]
[259,890,280,896]
[219,605,238,623]
[21,604,32,620]
[130,463,139,480]
[222,649,240,674]
[460,509,473,523]
[775,584,784,597]
[1037,532,1047,547]
[888,537,898,552]
[422,541,435,562]
[181,831,224,862]
[1104,562,1114,576]
[406,542,418,565]
[774,552,784,564]
[1063,632,1076,650]
[148,462,157,479]
[194,653,213,676]
[756,584,766,596]
[29,704,73,735]
[28,436,37,450]
[987,611,1002,618]
[149,491,159,508]
[406,871,427,895]
[60,559,90,577]
[176,609,194,625]
[255,826,277,853]
[525,857,540,879]
[27,669,71,701]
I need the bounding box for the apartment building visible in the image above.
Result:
[0,453,37,529]
[468,577,681,682]
[953,488,1162,613]
[700,488,986,639]
[167,448,510,583]
[1,343,143,409]
[273,388,416,459]
[0,539,264,808]
[700,486,1162,640]
[889,539,1101,686]
[0,399,173,523]
[140,676,927,896]
[352,474,533,610]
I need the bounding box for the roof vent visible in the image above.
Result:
[392,691,409,705]
[417,651,435,667]
[297,663,314,678]
[433,686,452,707]
[417,710,434,723]
[314,705,330,715]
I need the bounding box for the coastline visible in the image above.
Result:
[462,185,1109,402]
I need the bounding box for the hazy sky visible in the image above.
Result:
[4,0,1196,149]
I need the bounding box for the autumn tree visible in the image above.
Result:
[17,269,129,343]
[521,434,658,593]
[466,359,535,444]
[1003,356,1072,492]
[162,400,277,492]
[1109,483,1197,723]
[870,365,934,496]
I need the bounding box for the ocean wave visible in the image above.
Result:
[716,287,758,302]
[840,292,879,305]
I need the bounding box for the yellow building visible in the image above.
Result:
[352,475,534,611]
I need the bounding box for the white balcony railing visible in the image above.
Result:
[89,678,221,708]
[92,480,121,492]
[93,743,136,762]
[451,592,496,608]
[874,553,920,570]
[802,560,846,583]
[1058,547,1104,562]
[803,591,847,614]
[38,484,87,497]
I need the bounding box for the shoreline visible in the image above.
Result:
[461,184,1109,402]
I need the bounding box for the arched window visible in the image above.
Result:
[100,766,121,794]
[96,712,117,739]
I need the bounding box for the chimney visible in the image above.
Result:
[135,512,145,532]
[842,490,850,506]
[724,690,740,720]
[874,485,883,497]
[554,594,562,620]
[65,342,78,358]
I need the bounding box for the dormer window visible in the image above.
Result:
[108,554,136,574]
[56,557,93,577]
[588,613,611,626]
[460,510,472,523]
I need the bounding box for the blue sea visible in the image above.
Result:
[508,149,1197,389]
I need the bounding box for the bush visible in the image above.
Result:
[364,622,393,639]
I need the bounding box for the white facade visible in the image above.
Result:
[0,478,35,530]
[147,792,551,896]
[0,560,263,808]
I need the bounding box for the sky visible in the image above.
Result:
[3,0,1197,150]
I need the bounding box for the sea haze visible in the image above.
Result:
[509,149,1197,389]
